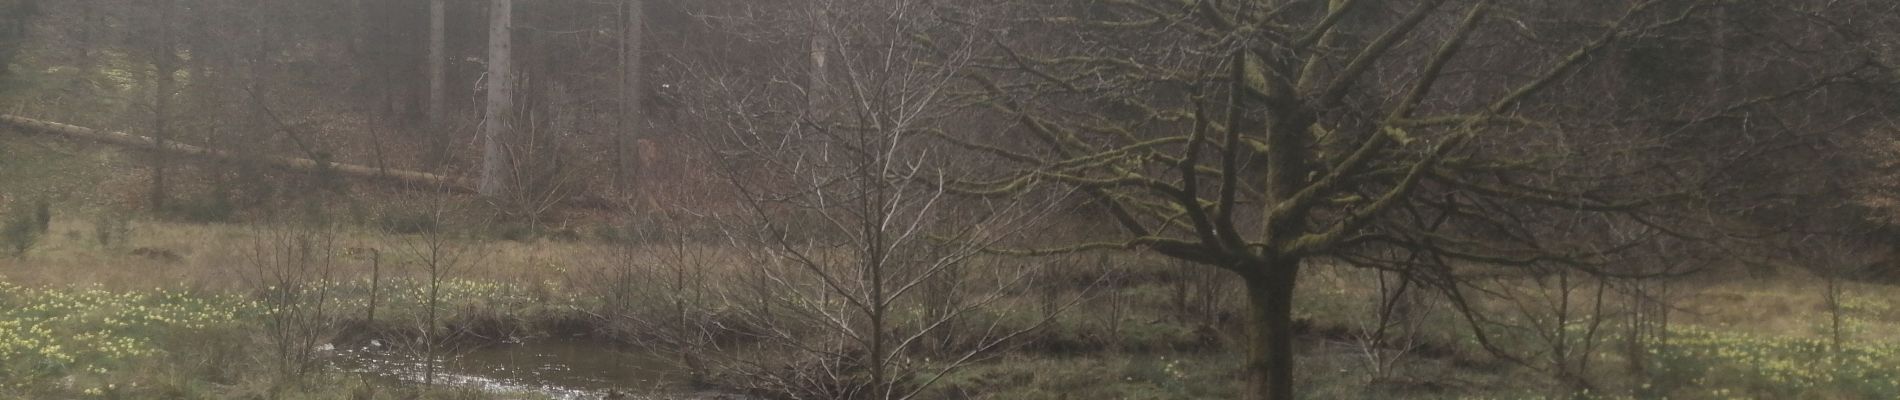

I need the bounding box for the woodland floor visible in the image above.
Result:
[1,134,1896,399]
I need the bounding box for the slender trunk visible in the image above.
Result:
[1552,271,1571,385]
[425,272,439,386]
[870,277,887,399]
[863,154,889,399]
[1242,258,1300,400]
[479,0,513,197]
[1826,275,1844,354]
[427,0,446,124]
[1625,279,1649,383]
[366,249,379,325]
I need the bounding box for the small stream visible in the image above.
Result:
[330,341,727,399]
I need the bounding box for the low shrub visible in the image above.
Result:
[1,198,49,256]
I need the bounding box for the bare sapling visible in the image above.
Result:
[386,188,477,388]
[239,214,342,389]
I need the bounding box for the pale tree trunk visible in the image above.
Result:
[806,4,829,112]
[349,0,367,63]
[614,0,644,195]
[427,0,446,124]
[479,0,513,197]
[149,0,178,211]
[78,0,95,70]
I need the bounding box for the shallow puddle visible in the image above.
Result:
[332,340,696,399]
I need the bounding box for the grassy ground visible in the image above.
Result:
[12,214,1897,399]
[4,135,1900,399]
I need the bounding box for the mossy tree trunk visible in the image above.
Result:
[1242,258,1302,400]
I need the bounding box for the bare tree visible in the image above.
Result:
[1784,238,1880,355]
[683,2,1070,397]
[380,186,482,386]
[1487,268,1615,393]
[582,218,723,385]
[386,189,475,388]
[929,1,1898,399]
[495,82,582,229]
[239,215,341,390]
[1334,262,1429,385]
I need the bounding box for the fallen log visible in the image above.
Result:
[0,114,475,193]
[0,114,633,211]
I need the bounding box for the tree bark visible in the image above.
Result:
[427,0,446,124]
[615,0,645,195]
[149,0,178,211]
[806,5,829,112]
[1242,258,1301,400]
[479,0,513,197]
